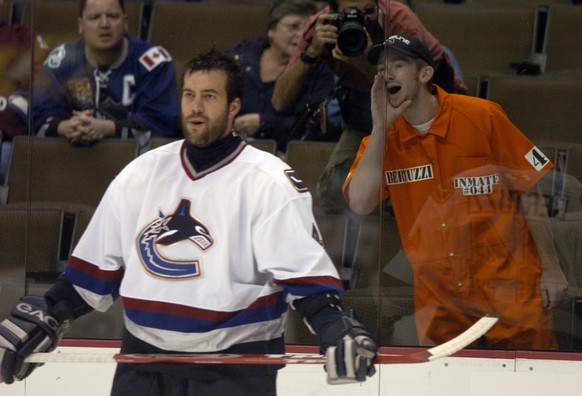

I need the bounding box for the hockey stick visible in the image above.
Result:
[26,313,498,365]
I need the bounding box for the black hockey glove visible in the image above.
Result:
[319,308,378,385]
[0,296,64,384]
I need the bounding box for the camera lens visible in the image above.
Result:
[337,21,367,57]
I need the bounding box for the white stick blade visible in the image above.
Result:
[426,313,499,361]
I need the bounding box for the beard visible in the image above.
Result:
[182,108,230,148]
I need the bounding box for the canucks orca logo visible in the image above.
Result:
[137,199,213,279]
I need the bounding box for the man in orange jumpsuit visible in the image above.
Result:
[343,34,568,349]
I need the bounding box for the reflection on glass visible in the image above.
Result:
[0,0,580,355]
[0,0,49,182]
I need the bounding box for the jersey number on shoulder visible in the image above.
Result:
[285,169,308,192]
[525,146,550,172]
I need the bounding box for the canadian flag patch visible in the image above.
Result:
[139,46,172,71]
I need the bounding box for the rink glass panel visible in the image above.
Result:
[3,0,580,350]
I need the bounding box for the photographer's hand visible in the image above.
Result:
[272,12,338,113]
[307,14,339,59]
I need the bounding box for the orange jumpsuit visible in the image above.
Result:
[344,86,557,350]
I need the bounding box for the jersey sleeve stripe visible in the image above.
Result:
[275,275,343,289]
[64,256,124,298]
[64,267,121,299]
[275,276,344,298]
[67,256,125,282]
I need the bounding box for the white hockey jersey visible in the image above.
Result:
[65,139,342,352]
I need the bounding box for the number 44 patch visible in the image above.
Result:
[524,146,550,171]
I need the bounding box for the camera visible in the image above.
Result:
[326,7,370,57]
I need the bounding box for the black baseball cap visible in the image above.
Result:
[367,34,435,68]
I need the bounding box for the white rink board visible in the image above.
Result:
[2,347,582,395]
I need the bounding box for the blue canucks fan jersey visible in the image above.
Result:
[32,35,179,138]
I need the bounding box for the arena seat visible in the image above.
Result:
[414,3,538,77]
[565,146,582,190]
[148,137,278,156]
[0,0,12,23]
[486,74,582,150]
[542,5,582,75]
[315,212,349,268]
[69,207,95,256]
[342,213,416,345]
[148,1,270,80]
[535,144,560,214]
[246,139,277,155]
[5,136,139,213]
[285,140,336,214]
[347,214,410,289]
[557,145,582,216]
[348,215,382,290]
[148,137,179,151]
[463,74,481,97]
[0,207,64,282]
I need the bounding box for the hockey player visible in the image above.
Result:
[343,34,568,349]
[0,49,377,394]
[32,0,179,149]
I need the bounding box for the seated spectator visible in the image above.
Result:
[226,0,340,154]
[32,0,179,150]
[1,0,50,182]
